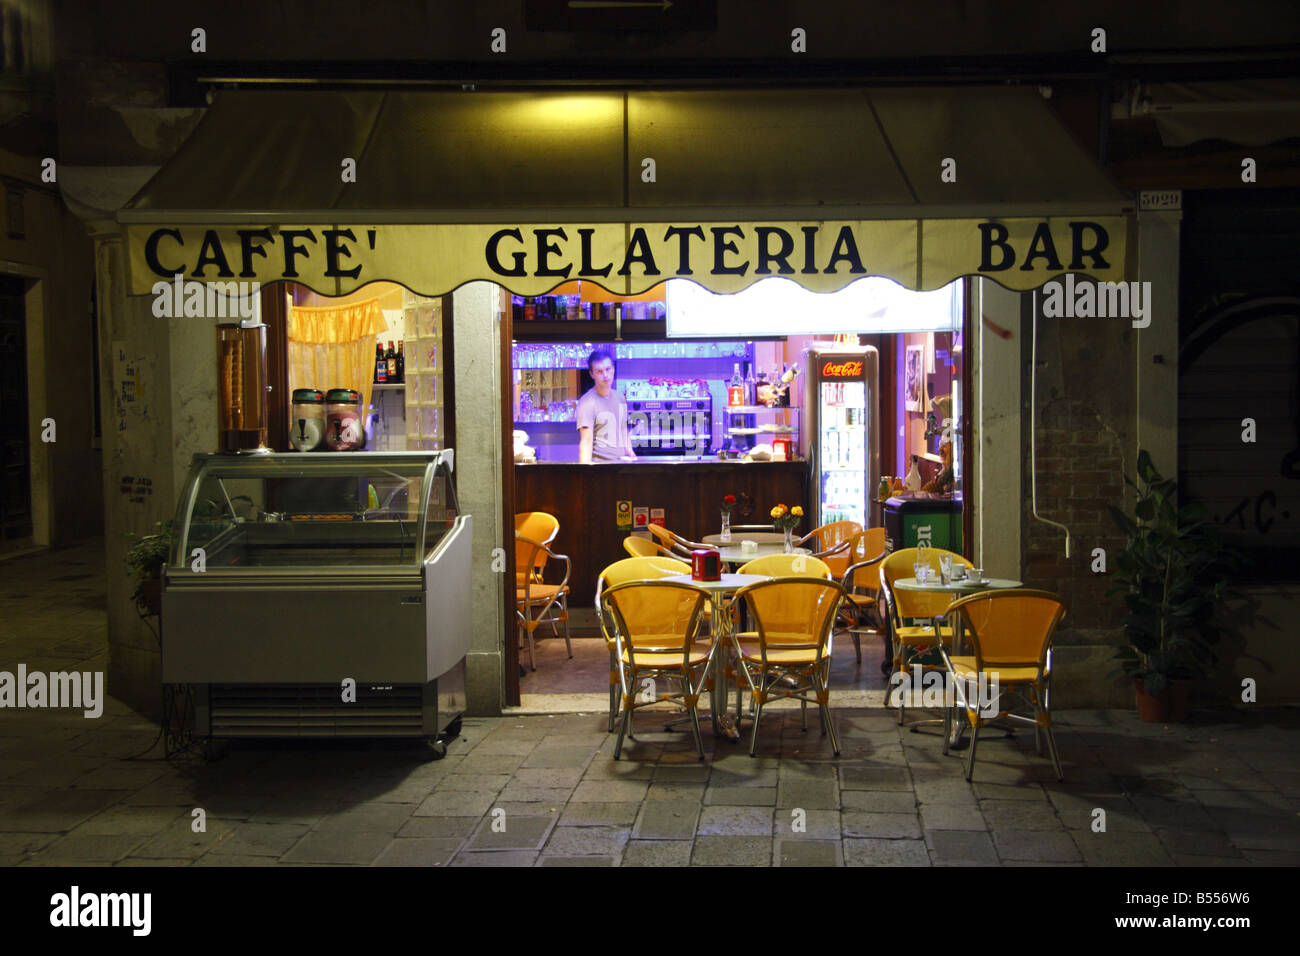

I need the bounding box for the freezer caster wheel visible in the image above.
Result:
[443,716,463,741]
[424,737,448,761]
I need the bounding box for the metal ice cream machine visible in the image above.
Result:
[161,450,472,757]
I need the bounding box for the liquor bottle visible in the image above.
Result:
[728,363,744,408]
[524,297,535,322]
[755,367,771,407]
[778,364,799,407]
[396,342,405,384]
[905,454,923,491]
[744,363,756,406]
[375,343,387,383]
[386,341,397,380]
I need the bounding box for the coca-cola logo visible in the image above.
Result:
[822,360,863,378]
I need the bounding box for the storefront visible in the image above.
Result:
[108,85,1140,713]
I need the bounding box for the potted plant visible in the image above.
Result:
[770,503,803,552]
[125,521,174,617]
[1106,450,1241,722]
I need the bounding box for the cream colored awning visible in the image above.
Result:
[120,86,1134,295]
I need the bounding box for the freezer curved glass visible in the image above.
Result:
[169,451,459,572]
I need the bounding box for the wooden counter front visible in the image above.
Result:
[514,460,809,605]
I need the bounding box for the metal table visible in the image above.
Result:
[661,572,771,740]
[701,534,810,569]
[892,576,1023,742]
[703,532,787,545]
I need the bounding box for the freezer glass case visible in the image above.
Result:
[162,451,472,748]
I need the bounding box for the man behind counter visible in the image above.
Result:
[577,348,636,463]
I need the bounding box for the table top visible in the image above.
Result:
[894,576,1023,593]
[713,544,812,562]
[703,532,787,545]
[661,573,772,593]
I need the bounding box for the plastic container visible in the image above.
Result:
[289,388,325,451]
[325,388,365,450]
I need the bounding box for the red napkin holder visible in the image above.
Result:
[691,549,721,582]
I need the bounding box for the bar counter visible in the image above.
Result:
[515,459,809,604]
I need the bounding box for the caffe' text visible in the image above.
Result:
[821,360,863,378]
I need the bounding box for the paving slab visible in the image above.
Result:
[372,838,461,866]
[692,836,771,866]
[843,837,931,866]
[777,839,841,866]
[926,829,999,865]
[622,839,693,867]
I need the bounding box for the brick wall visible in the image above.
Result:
[1022,397,1126,630]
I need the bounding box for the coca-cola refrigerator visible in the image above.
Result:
[799,346,880,529]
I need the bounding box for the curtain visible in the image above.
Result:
[288,297,388,417]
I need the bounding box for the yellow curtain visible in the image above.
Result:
[288,297,388,419]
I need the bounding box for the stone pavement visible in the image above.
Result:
[2,699,1298,867]
[1,541,1297,866]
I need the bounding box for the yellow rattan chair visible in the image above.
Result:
[879,547,972,726]
[601,580,715,760]
[939,589,1068,782]
[735,553,833,579]
[837,528,889,665]
[730,577,849,757]
[622,535,667,559]
[515,512,572,672]
[796,520,863,578]
[595,556,691,732]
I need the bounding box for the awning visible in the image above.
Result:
[1131,79,1300,148]
[120,87,1134,296]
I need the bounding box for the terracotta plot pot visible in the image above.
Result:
[1134,677,1191,723]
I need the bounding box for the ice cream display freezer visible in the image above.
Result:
[162,450,472,757]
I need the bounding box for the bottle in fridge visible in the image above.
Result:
[798,346,879,530]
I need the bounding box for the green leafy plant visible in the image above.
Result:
[1106,450,1241,697]
[125,521,174,609]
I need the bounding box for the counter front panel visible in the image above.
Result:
[514,460,808,603]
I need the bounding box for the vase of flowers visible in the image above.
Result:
[770,504,803,552]
[720,494,736,542]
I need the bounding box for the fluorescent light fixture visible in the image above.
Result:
[665,276,961,337]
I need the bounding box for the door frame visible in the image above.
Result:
[0,262,50,549]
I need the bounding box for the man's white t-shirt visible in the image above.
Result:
[576,387,630,461]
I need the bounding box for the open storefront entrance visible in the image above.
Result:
[116,86,1132,714]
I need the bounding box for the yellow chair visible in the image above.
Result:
[838,529,889,665]
[595,556,691,732]
[515,512,572,672]
[623,535,670,559]
[646,523,710,559]
[601,580,714,760]
[796,520,863,579]
[731,577,848,757]
[939,589,1067,782]
[735,553,832,579]
[879,547,972,726]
